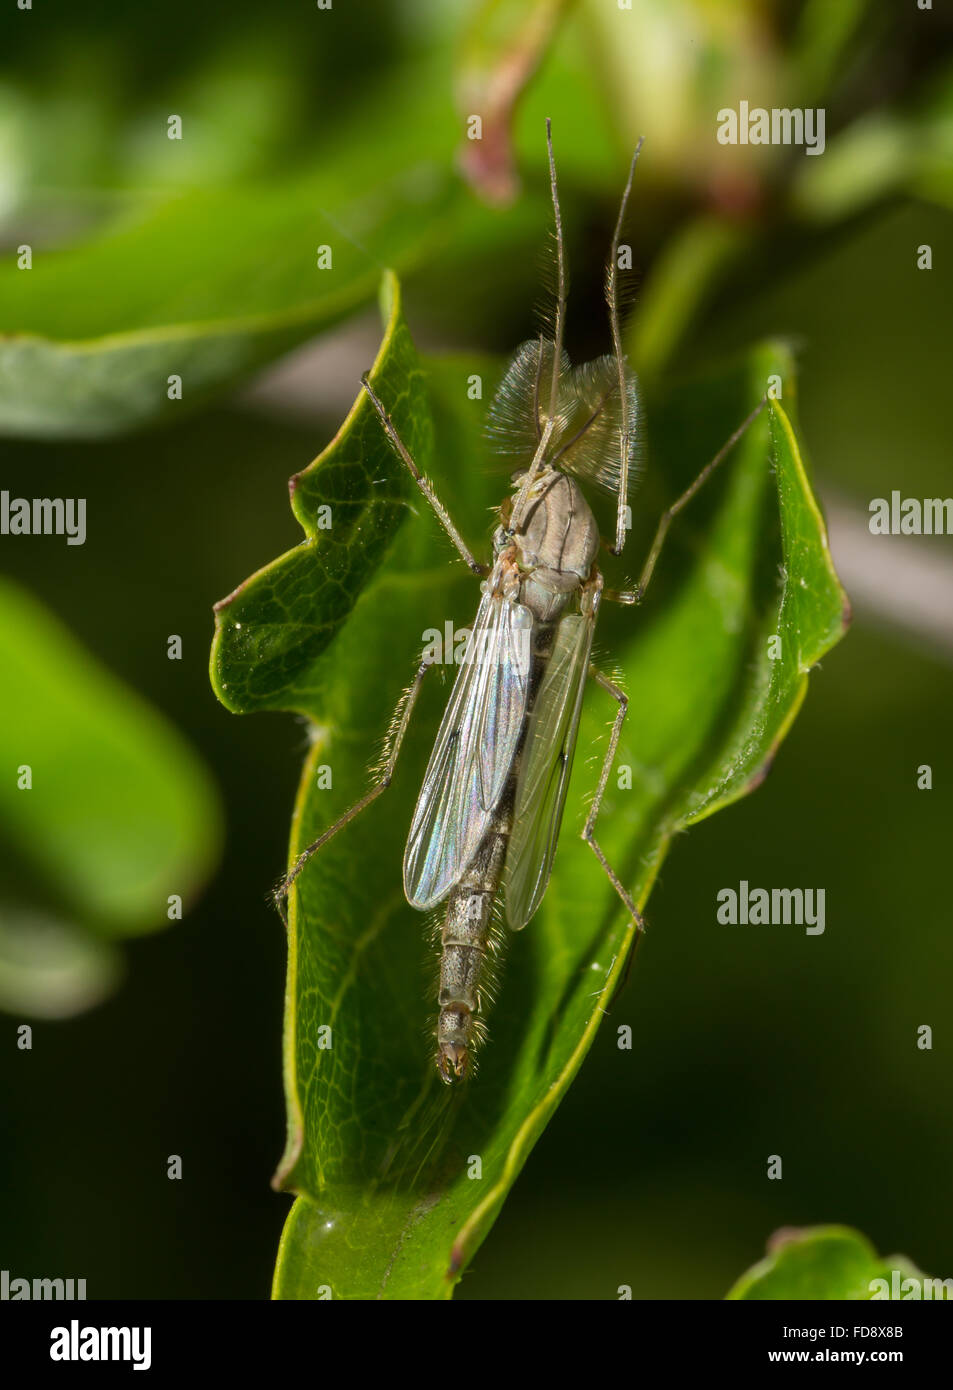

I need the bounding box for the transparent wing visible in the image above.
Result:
[504,610,595,930]
[404,589,533,910]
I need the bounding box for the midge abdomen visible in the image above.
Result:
[435,792,513,1082]
[430,547,594,1083]
[423,464,603,1082]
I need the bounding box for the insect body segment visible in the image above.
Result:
[409,459,606,1081]
[435,796,511,1083]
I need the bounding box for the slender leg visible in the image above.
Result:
[584,666,647,1004]
[359,375,487,577]
[582,667,646,934]
[274,655,435,924]
[532,332,545,441]
[604,396,769,604]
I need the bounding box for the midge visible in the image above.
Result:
[278,121,766,1083]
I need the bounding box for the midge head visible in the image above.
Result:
[488,119,646,561]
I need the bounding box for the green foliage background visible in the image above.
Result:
[0,0,951,1298]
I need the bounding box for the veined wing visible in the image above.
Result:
[404,589,533,910]
[504,609,595,930]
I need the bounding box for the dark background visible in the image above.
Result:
[1,0,951,1298]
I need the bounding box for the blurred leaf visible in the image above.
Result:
[727,1225,935,1300]
[0,165,458,439]
[120,33,310,190]
[578,0,785,190]
[794,62,953,222]
[0,10,447,215]
[912,64,953,209]
[456,0,571,204]
[790,0,871,104]
[0,909,121,1020]
[793,111,914,222]
[630,216,752,380]
[0,577,221,938]
[212,271,848,1298]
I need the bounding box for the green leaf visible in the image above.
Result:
[0,168,457,440]
[210,270,431,717]
[0,577,222,1013]
[726,1225,939,1300]
[211,276,848,1299]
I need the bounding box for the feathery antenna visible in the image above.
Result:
[608,136,644,555]
[545,116,567,426]
[510,118,567,532]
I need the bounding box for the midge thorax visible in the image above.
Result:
[276,121,767,1084]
